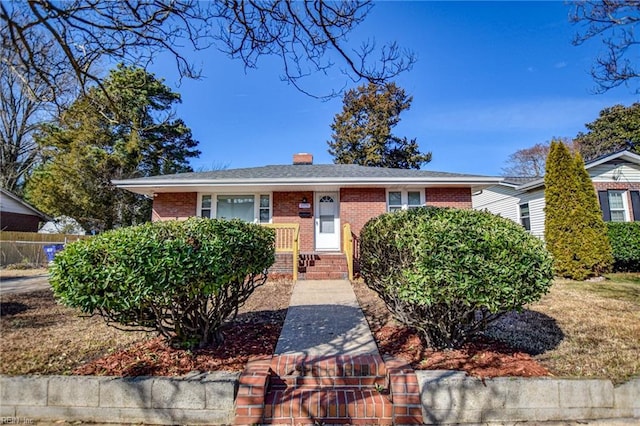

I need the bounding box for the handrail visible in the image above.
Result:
[343,222,354,281]
[262,223,300,281]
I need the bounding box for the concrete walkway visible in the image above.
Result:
[0,274,50,294]
[274,280,379,356]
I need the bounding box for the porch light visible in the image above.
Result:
[301,196,308,203]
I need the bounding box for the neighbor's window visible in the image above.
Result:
[608,191,627,222]
[519,203,531,231]
[387,190,424,212]
[199,194,271,223]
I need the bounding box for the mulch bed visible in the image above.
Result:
[375,325,551,378]
[74,323,282,376]
[64,278,549,378]
[352,281,551,379]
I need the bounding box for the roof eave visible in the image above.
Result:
[114,176,501,187]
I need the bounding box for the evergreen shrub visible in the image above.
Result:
[50,218,275,348]
[359,207,554,349]
[544,141,613,280]
[607,222,640,272]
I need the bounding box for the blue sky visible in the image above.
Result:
[149,1,639,176]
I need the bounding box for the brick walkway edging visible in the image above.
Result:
[2,372,639,424]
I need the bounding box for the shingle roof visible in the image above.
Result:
[501,176,540,186]
[124,164,492,182]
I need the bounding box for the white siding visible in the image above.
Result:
[473,185,545,239]
[519,189,545,239]
[472,185,520,223]
[0,193,36,215]
[589,163,640,183]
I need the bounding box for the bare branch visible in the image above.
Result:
[571,0,640,93]
[1,1,415,103]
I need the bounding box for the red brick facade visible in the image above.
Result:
[340,188,387,238]
[592,182,640,221]
[425,187,472,209]
[272,191,315,252]
[151,192,197,221]
[151,187,474,251]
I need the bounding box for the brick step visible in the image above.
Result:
[234,356,423,425]
[270,354,386,377]
[262,387,393,425]
[298,261,348,268]
[298,265,348,272]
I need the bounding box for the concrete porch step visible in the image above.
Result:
[299,271,348,280]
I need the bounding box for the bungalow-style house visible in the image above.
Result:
[472,150,640,239]
[0,188,50,232]
[114,153,501,279]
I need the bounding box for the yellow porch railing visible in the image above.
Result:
[343,223,354,281]
[262,223,300,281]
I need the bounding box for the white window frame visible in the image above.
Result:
[386,189,425,212]
[519,202,531,231]
[197,193,272,224]
[608,190,629,222]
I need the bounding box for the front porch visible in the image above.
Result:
[263,223,358,281]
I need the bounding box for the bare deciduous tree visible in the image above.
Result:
[502,142,551,178]
[571,1,640,93]
[0,41,67,193]
[1,1,415,103]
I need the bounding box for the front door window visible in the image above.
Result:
[315,192,340,250]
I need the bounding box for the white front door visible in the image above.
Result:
[315,192,340,251]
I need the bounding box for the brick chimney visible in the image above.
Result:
[293,153,313,165]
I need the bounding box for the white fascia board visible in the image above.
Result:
[584,150,640,169]
[515,178,545,191]
[113,176,503,194]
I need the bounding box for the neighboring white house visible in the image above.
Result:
[472,150,640,239]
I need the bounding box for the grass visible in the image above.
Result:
[0,289,148,375]
[486,272,640,384]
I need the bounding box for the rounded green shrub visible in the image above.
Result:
[360,207,554,349]
[50,218,275,348]
[607,222,640,272]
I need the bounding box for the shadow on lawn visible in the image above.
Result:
[0,301,29,317]
[486,309,565,355]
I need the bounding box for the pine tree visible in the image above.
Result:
[25,65,200,231]
[327,82,431,169]
[544,140,613,279]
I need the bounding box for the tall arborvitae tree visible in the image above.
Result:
[544,140,612,279]
[573,152,613,276]
[327,82,431,169]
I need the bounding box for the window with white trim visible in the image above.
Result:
[387,190,424,212]
[198,194,271,223]
[608,190,628,222]
[519,203,531,231]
